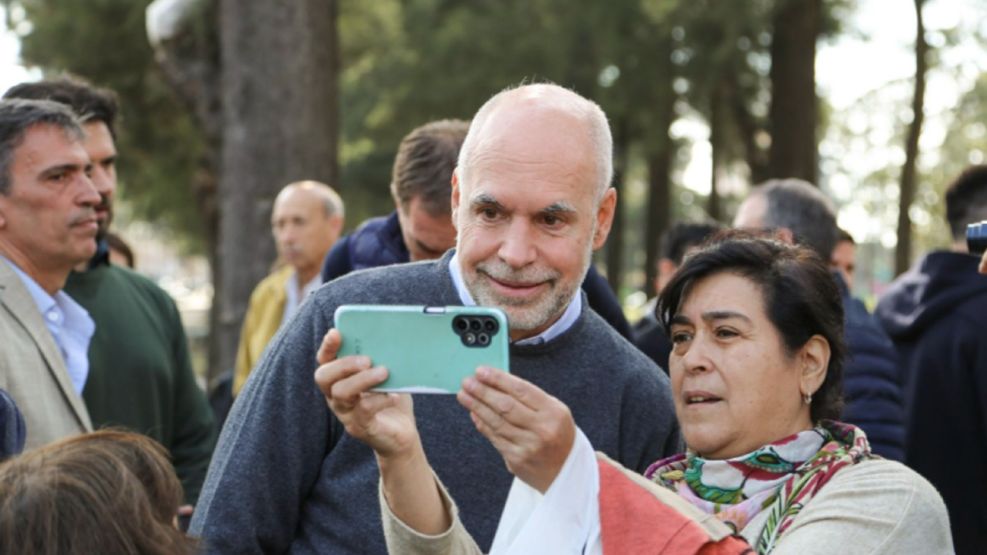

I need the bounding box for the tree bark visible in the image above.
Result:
[767,0,820,183]
[708,78,727,221]
[896,0,928,276]
[643,38,676,299]
[605,118,628,294]
[210,0,339,381]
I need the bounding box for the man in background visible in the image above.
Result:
[876,165,987,554]
[831,228,856,288]
[632,221,722,370]
[733,178,906,461]
[4,77,217,505]
[233,180,344,395]
[0,98,97,449]
[322,119,633,338]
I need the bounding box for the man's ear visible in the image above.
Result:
[450,169,461,231]
[799,334,830,399]
[592,187,616,250]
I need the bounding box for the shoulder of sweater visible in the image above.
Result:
[310,259,447,307]
[766,458,953,554]
[563,309,669,389]
[811,458,950,532]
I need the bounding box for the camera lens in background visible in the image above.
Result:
[477,333,490,346]
[453,317,469,333]
[470,319,483,331]
[967,221,987,256]
[483,319,498,333]
[463,332,477,345]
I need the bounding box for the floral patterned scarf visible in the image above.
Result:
[644,420,872,553]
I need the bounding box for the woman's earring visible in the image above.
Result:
[802,392,812,405]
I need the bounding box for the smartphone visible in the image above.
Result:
[333,305,510,393]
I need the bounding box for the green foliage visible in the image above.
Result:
[8,0,206,252]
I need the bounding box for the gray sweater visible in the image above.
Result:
[190,252,679,554]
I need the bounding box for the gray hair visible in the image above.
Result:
[0,99,84,195]
[457,83,613,200]
[753,178,839,259]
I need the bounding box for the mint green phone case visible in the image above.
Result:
[333,305,510,393]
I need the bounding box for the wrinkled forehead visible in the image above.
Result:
[462,108,597,196]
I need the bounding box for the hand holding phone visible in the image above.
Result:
[334,305,510,393]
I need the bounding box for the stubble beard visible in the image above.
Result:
[466,240,594,333]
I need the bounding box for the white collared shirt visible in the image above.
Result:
[1,257,95,394]
[282,271,322,327]
[448,252,582,345]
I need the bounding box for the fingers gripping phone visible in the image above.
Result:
[333,305,510,393]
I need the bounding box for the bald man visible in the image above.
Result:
[233,181,344,395]
[192,84,677,554]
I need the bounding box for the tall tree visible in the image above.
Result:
[212,0,339,379]
[895,0,928,275]
[150,0,339,379]
[767,0,821,183]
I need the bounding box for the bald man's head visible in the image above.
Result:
[271,180,344,283]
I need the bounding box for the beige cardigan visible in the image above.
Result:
[381,457,953,554]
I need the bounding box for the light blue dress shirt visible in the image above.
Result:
[448,251,581,346]
[2,257,95,394]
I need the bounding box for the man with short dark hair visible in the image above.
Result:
[633,221,722,370]
[322,119,633,339]
[4,78,216,505]
[831,228,857,287]
[0,98,97,448]
[192,83,678,554]
[876,164,987,554]
[734,178,906,461]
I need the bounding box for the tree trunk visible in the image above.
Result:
[605,119,628,294]
[643,39,676,300]
[767,0,820,183]
[708,78,727,221]
[211,0,339,380]
[896,0,928,276]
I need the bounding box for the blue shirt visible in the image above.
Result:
[449,252,581,346]
[1,257,94,394]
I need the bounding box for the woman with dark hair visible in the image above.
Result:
[0,430,197,555]
[317,236,952,553]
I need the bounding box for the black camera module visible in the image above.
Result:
[483,318,498,333]
[469,319,483,331]
[967,221,987,257]
[477,333,490,346]
[453,316,469,333]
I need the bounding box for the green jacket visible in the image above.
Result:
[65,257,216,504]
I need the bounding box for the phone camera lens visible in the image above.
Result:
[463,332,477,345]
[469,319,482,331]
[477,333,490,346]
[453,317,469,332]
[483,319,497,333]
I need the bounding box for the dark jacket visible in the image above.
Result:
[837,273,906,462]
[322,211,633,339]
[631,299,672,373]
[0,388,25,459]
[875,251,987,554]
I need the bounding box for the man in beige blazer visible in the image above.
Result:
[0,98,100,449]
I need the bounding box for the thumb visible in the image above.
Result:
[317,328,342,365]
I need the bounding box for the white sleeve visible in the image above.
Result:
[489,427,603,555]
